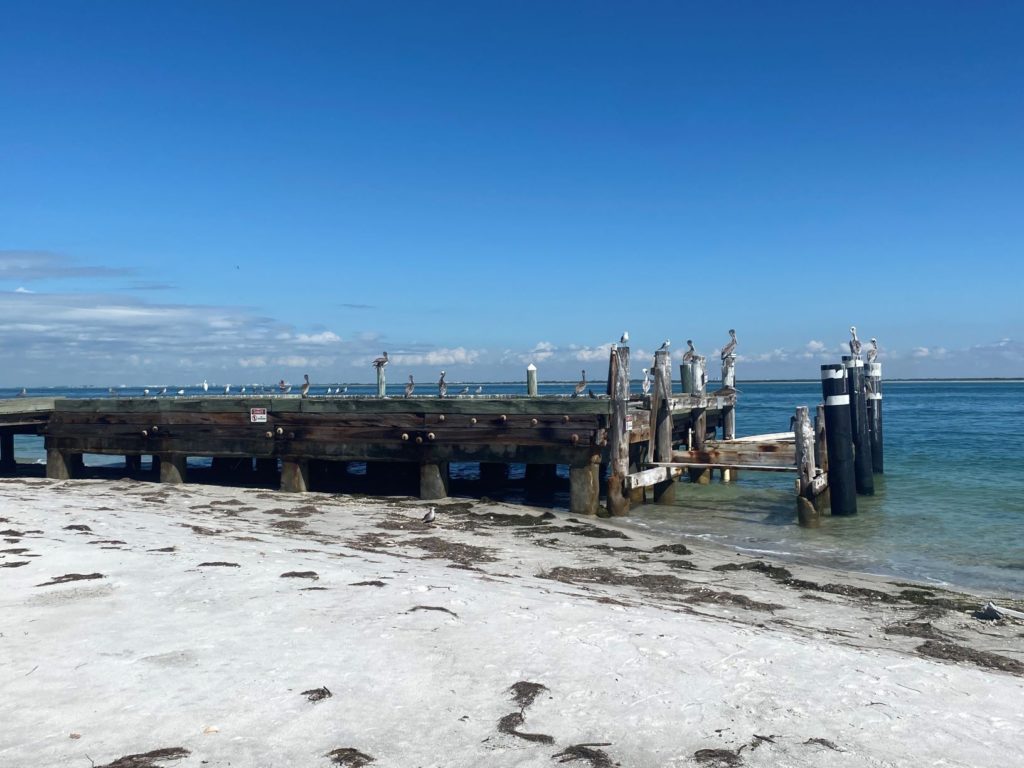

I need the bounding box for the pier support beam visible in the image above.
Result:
[0,433,15,474]
[280,458,309,493]
[46,447,73,480]
[569,463,600,516]
[125,454,142,474]
[159,454,188,485]
[651,349,676,504]
[419,461,449,500]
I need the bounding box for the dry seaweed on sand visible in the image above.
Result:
[916,641,1024,674]
[804,738,842,750]
[552,744,615,767]
[497,711,554,744]
[509,681,548,710]
[302,686,332,702]
[197,561,240,568]
[281,570,319,579]
[406,535,498,566]
[884,621,956,641]
[350,580,385,587]
[692,747,743,767]
[95,747,190,768]
[652,543,693,556]
[407,605,458,618]
[35,572,104,587]
[325,747,374,766]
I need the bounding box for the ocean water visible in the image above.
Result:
[3,380,1023,596]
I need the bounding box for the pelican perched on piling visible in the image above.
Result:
[372,351,389,370]
[641,368,651,396]
[721,329,737,359]
[404,374,415,398]
[300,374,310,399]
[849,326,862,358]
[438,371,447,398]
[572,370,587,398]
[867,338,878,364]
[681,340,697,363]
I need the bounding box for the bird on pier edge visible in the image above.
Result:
[300,373,310,399]
[573,370,587,398]
[405,374,415,398]
[849,326,862,358]
[681,340,697,363]
[721,329,737,359]
[372,351,389,370]
[867,338,878,364]
[659,339,671,351]
[438,370,447,398]
[620,331,629,344]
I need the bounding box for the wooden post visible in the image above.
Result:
[821,364,856,515]
[814,403,828,474]
[159,453,188,485]
[793,406,820,526]
[606,346,631,515]
[693,356,707,396]
[376,366,386,398]
[628,443,645,504]
[569,461,600,515]
[680,362,695,395]
[843,356,874,495]
[866,361,883,473]
[688,408,711,484]
[280,458,309,493]
[0,433,15,474]
[420,461,449,500]
[721,353,736,445]
[526,363,538,397]
[650,349,675,503]
[46,447,73,480]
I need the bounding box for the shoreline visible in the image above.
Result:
[1,477,1022,767]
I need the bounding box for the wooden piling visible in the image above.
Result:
[420,461,449,500]
[820,364,856,515]
[0,433,15,474]
[376,366,386,398]
[159,453,188,485]
[569,462,600,515]
[46,447,73,480]
[866,361,883,473]
[680,362,696,395]
[843,356,874,495]
[280,458,309,493]
[606,345,631,516]
[814,403,828,474]
[793,406,824,526]
[651,349,676,502]
[526,363,538,397]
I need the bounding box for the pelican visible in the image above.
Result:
[659,339,671,351]
[641,368,651,396]
[404,374,415,398]
[422,506,435,524]
[849,326,862,357]
[202,379,208,392]
[282,384,292,394]
[867,338,878,364]
[681,340,697,363]
[711,383,740,397]
[372,351,389,370]
[620,331,629,344]
[459,386,470,396]
[721,329,737,359]
[300,373,310,399]
[573,370,587,398]
[438,370,447,398]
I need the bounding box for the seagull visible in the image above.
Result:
[143,388,150,396]
[849,326,862,358]
[404,374,415,398]
[202,379,209,393]
[620,331,629,344]
[475,385,483,394]
[224,384,231,394]
[240,386,246,394]
[421,506,436,524]
[573,370,587,398]
[720,329,737,359]
[459,385,470,396]
[341,386,348,394]
[659,339,671,351]
[176,388,185,396]
[159,387,167,396]
[681,340,697,363]
[300,373,310,399]
[108,387,117,397]
[867,338,878,364]
[438,370,447,398]
[278,379,288,392]
[372,351,389,370]
[17,387,27,396]
[641,368,651,395]
[326,387,332,395]
[588,388,597,399]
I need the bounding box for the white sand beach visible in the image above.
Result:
[1,477,1022,768]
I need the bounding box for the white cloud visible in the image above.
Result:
[294,331,342,345]
[391,347,481,366]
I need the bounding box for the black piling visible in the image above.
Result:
[843,355,874,495]
[820,363,857,516]
[866,361,884,473]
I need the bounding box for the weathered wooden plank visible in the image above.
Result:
[671,444,796,467]
[652,461,797,473]
[0,397,56,415]
[624,465,682,490]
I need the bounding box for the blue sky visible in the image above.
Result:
[2,1,1022,386]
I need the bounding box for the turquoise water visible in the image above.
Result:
[3,380,1022,596]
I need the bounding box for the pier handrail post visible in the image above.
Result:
[526,363,538,397]
[376,366,386,398]
[843,355,874,495]
[606,346,631,515]
[650,348,675,503]
[821,363,857,515]
[866,361,883,473]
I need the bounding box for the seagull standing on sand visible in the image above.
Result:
[573,370,587,398]
[681,340,697,363]
[849,326,862,358]
[867,338,878,364]
[404,374,415,398]
[300,374,310,399]
[372,351,389,370]
[641,368,651,396]
[422,506,436,524]
[438,371,447,398]
[721,329,737,359]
